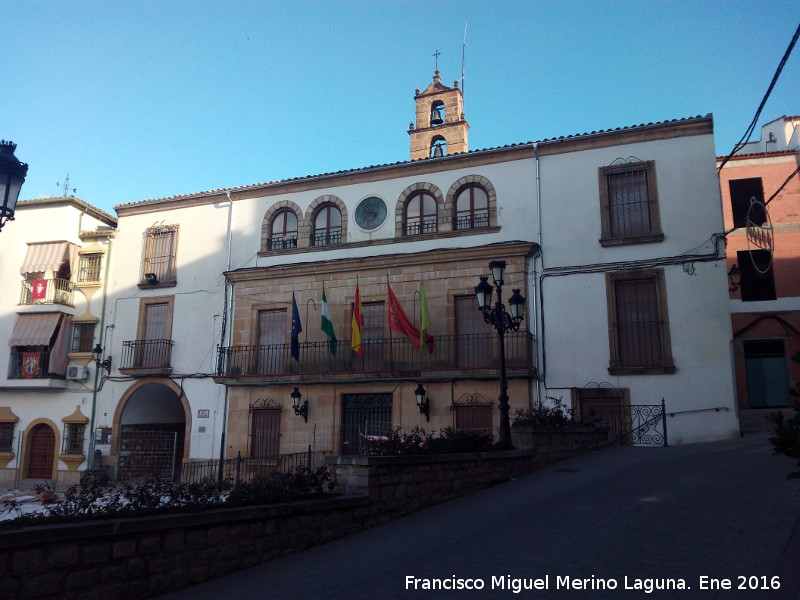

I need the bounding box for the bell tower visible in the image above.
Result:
[408,70,469,161]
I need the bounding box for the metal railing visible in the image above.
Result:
[267,236,298,250]
[454,212,490,230]
[7,349,56,379]
[119,339,174,370]
[181,448,331,484]
[216,331,535,378]
[19,277,74,306]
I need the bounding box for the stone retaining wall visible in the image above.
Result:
[0,429,608,599]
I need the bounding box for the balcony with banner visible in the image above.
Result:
[19,277,75,306]
[118,339,174,376]
[4,312,72,389]
[214,330,536,385]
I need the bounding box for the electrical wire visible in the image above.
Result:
[718,21,800,172]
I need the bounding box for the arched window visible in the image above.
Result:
[405,191,438,236]
[430,101,445,126]
[454,184,489,230]
[268,209,298,250]
[312,203,342,246]
[430,137,446,158]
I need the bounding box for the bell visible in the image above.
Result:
[430,108,444,126]
[432,143,444,158]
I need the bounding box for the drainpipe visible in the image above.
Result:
[217,192,234,483]
[532,142,543,408]
[89,236,113,467]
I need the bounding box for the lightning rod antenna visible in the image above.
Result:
[461,23,467,99]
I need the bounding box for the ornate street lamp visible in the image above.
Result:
[414,383,430,421]
[291,387,308,423]
[0,141,29,232]
[475,260,525,449]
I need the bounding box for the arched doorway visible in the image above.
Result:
[115,381,188,481]
[27,423,56,479]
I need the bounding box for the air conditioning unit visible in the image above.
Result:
[67,365,89,381]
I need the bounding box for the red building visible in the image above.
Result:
[718,116,800,429]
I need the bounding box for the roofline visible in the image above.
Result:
[16,196,117,226]
[116,114,713,214]
[716,149,799,162]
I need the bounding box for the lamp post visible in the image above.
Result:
[475,260,525,449]
[0,141,29,232]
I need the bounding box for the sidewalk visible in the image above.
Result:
[155,434,800,600]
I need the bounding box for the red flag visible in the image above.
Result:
[31,279,48,301]
[387,283,434,353]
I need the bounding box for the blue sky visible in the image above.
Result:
[4,1,798,215]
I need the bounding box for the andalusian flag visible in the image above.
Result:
[320,285,337,356]
[351,284,364,355]
[419,280,434,354]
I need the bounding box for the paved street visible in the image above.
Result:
[156,433,800,600]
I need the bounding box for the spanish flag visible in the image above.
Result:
[351,284,364,355]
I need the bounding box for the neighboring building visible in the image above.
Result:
[0,197,116,484]
[718,116,800,429]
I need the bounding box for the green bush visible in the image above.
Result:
[768,351,800,479]
[361,426,496,456]
[511,396,575,428]
[0,465,336,528]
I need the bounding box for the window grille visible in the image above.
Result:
[77,253,102,282]
[71,322,96,353]
[607,270,674,374]
[599,161,661,244]
[141,225,178,283]
[62,423,86,454]
[0,423,14,452]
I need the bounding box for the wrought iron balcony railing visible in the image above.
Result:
[19,278,74,306]
[216,331,535,380]
[7,349,56,379]
[119,339,174,371]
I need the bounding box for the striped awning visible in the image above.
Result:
[19,242,72,275]
[8,313,64,347]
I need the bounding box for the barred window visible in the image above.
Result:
[141,225,178,284]
[0,422,14,452]
[62,423,85,455]
[77,253,102,282]
[71,322,96,353]
[599,161,662,245]
[607,269,674,375]
[404,191,438,236]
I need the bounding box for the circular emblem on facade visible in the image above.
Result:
[746,199,774,274]
[355,196,387,230]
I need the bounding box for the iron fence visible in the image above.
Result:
[217,331,535,378]
[181,448,332,484]
[18,277,74,306]
[119,339,174,370]
[587,400,667,446]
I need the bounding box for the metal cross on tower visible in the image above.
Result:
[432,49,442,71]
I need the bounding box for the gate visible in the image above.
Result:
[587,400,667,446]
[341,393,393,455]
[116,429,179,480]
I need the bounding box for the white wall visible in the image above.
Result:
[536,133,739,444]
